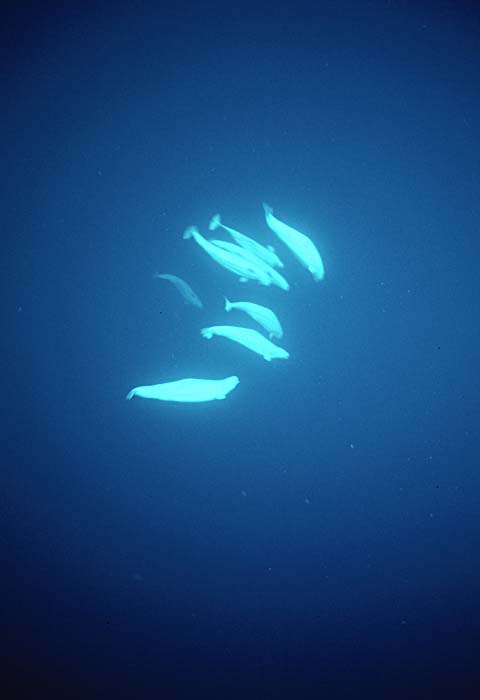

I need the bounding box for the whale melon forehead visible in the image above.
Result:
[225,375,240,388]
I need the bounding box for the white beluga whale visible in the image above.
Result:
[209,213,284,269]
[208,238,266,263]
[209,240,290,291]
[224,298,283,339]
[126,376,239,402]
[201,325,289,361]
[263,203,325,281]
[183,226,271,285]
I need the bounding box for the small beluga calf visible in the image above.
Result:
[153,273,203,308]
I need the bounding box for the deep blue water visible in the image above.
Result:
[4,2,480,698]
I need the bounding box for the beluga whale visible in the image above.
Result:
[201,325,289,361]
[183,226,271,285]
[224,298,283,339]
[263,203,325,281]
[208,239,289,291]
[153,273,203,308]
[209,214,284,269]
[126,376,240,402]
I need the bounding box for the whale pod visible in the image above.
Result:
[183,226,271,285]
[224,298,283,339]
[209,213,284,269]
[209,240,290,291]
[263,203,325,281]
[126,376,239,402]
[201,325,289,361]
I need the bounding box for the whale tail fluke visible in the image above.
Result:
[209,214,221,231]
[201,327,214,340]
[183,226,198,240]
[126,389,136,400]
[262,202,273,216]
[224,297,232,312]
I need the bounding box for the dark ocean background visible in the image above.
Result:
[4,2,480,698]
